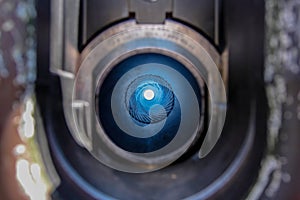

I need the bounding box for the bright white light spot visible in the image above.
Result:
[18,99,35,139]
[14,144,26,155]
[143,89,155,100]
[16,159,48,200]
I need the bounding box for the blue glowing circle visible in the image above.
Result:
[126,75,174,124]
[97,53,202,153]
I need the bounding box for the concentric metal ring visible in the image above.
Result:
[69,20,226,173]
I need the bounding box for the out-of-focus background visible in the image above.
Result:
[0,0,49,199]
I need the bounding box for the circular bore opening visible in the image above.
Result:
[96,53,204,154]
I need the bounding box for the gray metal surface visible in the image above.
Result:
[79,0,219,46]
[50,0,79,75]
[173,0,217,43]
[128,0,172,24]
[81,0,129,44]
